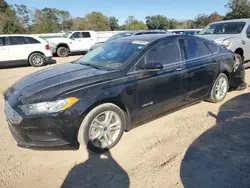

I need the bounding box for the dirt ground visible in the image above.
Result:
[1,56,250,188]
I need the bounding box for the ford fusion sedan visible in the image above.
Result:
[3,34,245,153]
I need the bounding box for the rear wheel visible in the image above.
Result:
[208,73,229,103]
[78,103,126,153]
[29,53,45,67]
[56,46,69,57]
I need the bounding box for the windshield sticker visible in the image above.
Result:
[132,41,149,45]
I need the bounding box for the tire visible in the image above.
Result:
[29,53,45,67]
[208,73,229,103]
[56,46,69,57]
[78,103,126,153]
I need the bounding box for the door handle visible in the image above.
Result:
[176,67,182,71]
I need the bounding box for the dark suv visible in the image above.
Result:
[3,34,245,153]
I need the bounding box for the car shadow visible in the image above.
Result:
[61,150,130,188]
[180,93,250,188]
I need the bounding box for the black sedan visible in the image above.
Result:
[3,34,245,153]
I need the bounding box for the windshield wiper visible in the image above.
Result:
[82,63,103,70]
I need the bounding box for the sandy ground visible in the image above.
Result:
[0,57,250,188]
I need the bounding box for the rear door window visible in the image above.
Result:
[183,38,211,60]
[8,36,28,45]
[25,37,40,44]
[0,37,5,46]
[81,32,91,38]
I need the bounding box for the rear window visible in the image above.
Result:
[0,37,5,46]
[8,36,27,45]
[82,32,91,38]
[25,37,40,44]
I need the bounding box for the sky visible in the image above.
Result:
[7,0,229,24]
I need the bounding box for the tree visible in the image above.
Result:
[124,16,147,30]
[169,19,179,29]
[209,12,224,23]
[194,14,210,28]
[86,12,110,31]
[109,16,119,31]
[13,4,30,28]
[145,15,170,30]
[225,0,250,19]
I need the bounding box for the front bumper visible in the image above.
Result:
[4,92,82,150]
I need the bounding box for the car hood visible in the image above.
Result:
[8,63,116,104]
[198,34,240,42]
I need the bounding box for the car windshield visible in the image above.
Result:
[62,32,72,38]
[199,22,246,35]
[78,40,148,70]
[106,32,134,42]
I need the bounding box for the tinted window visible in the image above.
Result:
[135,32,144,35]
[81,32,91,38]
[247,24,250,33]
[25,37,40,44]
[71,32,81,39]
[183,38,211,60]
[0,37,5,46]
[205,41,219,54]
[144,41,181,65]
[8,36,28,45]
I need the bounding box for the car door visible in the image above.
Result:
[68,32,82,52]
[79,32,95,51]
[180,37,218,102]
[7,36,31,61]
[0,37,10,62]
[244,24,250,61]
[135,39,186,116]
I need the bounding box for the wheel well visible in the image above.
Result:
[84,99,131,131]
[234,48,244,58]
[222,71,230,82]
[57,43,69,51]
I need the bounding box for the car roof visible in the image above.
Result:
[116,34,175,43]
[0,34,37,37]
[211,18,250,24]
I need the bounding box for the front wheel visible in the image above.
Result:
[207,73,229,103]
[56,46,69,57]
[78,103,126,153]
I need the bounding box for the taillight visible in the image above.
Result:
[45,44,49,50]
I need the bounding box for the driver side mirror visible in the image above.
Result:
[247,32,250,38]
[140,61,163,72]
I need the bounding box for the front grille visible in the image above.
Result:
[4,102,23,124]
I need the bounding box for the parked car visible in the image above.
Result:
[3,34,245,153]
[198,19,250,67]
[0,35,52,67]
[47,31,98,57]
[89,30,168,51]
[168,29,202,35]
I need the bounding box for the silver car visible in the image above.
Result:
[198,19,250,67]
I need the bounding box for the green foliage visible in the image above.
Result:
[146,15,170,29]
[109,16,119,31]
[225,0,250,19]
[85,12,110,31]
[124,16,148,30]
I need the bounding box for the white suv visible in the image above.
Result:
[0,35,52,67]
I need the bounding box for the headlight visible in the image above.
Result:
[222,40,232,49]
[20,97,79,115]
